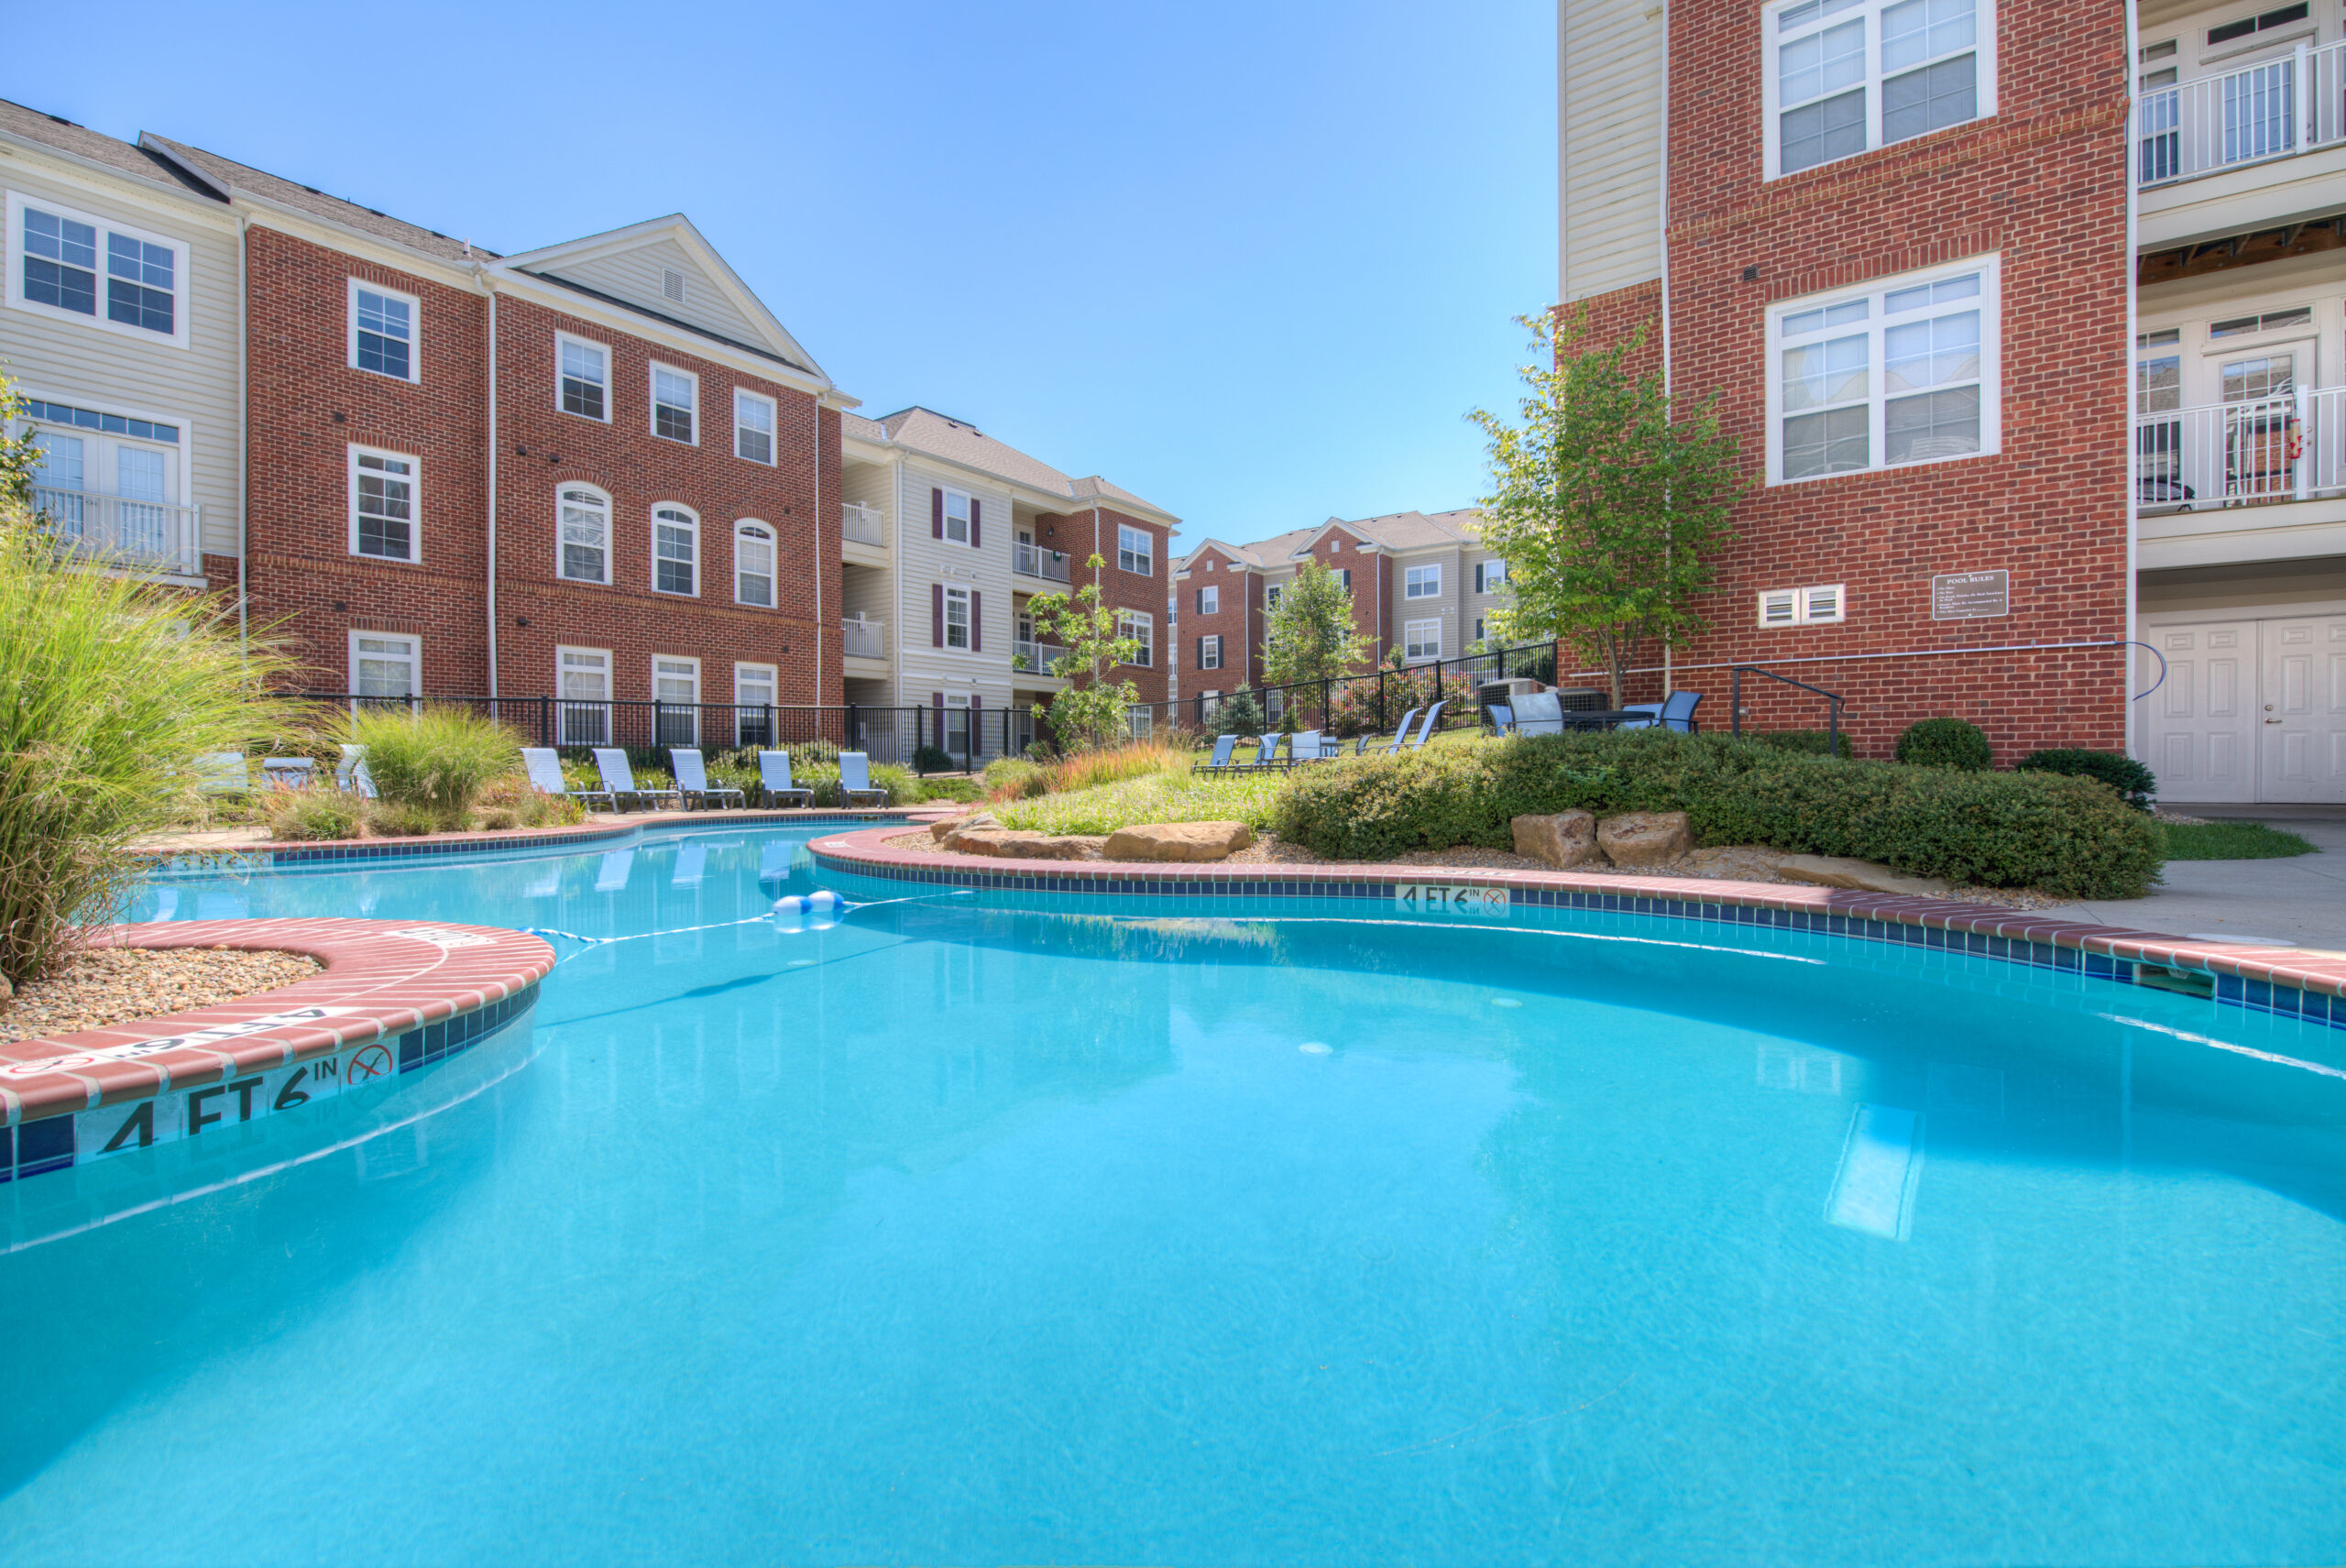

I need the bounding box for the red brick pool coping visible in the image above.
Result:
[809,823,2346,1010]
[0,919,555,1128]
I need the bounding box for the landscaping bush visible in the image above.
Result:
[258,786,367,842]
[983,757,1050,800]
[1749,729,1853,759]
[910,775,983,805]
[474,775,586,831]
[349,706,521,830]
[911,744,953,773]
[787,739,840,769]
[1211,689,1264,738]
[1046,740,1183,795]
[2016,748,2156,810]
[367,802,444,837]
[1895,716,1992,771]
[1271,730,2162,898]
[996,768,1288,837]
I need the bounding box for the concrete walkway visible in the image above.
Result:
[2036,809,2346,956]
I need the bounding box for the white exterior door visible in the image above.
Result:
[2258,616,2346,804]
[2146,622,2257,803]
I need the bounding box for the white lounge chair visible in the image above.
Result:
[756,751,814,807]
[523,747,614,812]
[335,743,379,799]
[194,751,249,795]
[837,751,889,808]
[669,748,745,810]
[592,749,682,813]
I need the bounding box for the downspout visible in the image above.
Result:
[813,397,825,702]
[1658,0,1675,700]
[236,213,249,652]
[2123,0,2142,762]
[481,273,499,701]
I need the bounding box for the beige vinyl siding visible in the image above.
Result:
[1388,546,1464,662]
[839,456,894,625]
[543,238,768,353]
[1560,0,1666,303]
[894,460,1015,727]
[0,149,242,558]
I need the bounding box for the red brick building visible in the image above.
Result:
[1560,0,2346,802]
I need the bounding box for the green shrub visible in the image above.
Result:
[368,802,444,837]
[259,786,367,842]
[348,706,522,830]
[2016,748,2155,810]
[983,756,1049,799]
[911,775,983,805]
[1211,689,1264,738]
[1271,730,2162,898]
[474,775,586,830]
[1895,717,1992,771]
[911,744,953,773]
[1750,729,1853,759]
[788,739,840,768]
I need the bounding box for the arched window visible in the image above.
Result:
[734,520,774,607]
[557,485,609,584]
[652,504,698,597]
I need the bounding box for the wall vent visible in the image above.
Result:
[662,268,685,303]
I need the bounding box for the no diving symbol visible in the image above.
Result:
[346,1045,393,1085]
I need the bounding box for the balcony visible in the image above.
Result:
[841,616,886,661]
[32,486,203,577]
[1013,639,1067,676]
[1013,541,1071,583]
[2133,39,2345,188]
[2133,385,2345,508]
[840,500,885,547]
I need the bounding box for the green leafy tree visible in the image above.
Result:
[0,383,37,511]
[1025,554,1141,752]
[1262,559,1370,696]
[1468,309,1743,707]
[1212,687,1264,737]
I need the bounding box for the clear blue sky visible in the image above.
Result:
[13,0,1556,551]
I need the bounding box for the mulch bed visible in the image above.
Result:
[0,947,323,1046]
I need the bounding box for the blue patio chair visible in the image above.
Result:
[1511,692,1563,736]
[1194,735,1239,774]
[1620,692,1702,732]
[260,756,316,789]
[1377,708,1421,754]
[838,751,889,808]
[669,748,745,810]
[1281,729,1325,768]
[1229,735,1282,772]
[592,748,682,813]
[1404,701,1448,750]
[523,747,613,812]
[756,751,814,807]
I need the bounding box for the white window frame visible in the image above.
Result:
[1200,633,1222,671]
[652,654,701,746]
[1119,609,1154,667]
[1405,618,1442,662]
[347,444,420,563]
[557,483,610,585]
[5,191,191,350]
[652,504,699,597]
[1474,559,1507,594]
[734,662,777,746]
[733,389,776,465]
[1761,0,1999,181]
[650,363,698,444]
[556,333,609,422]
[347,630,421,707]
[1118,524,1153,575]
[1126,708,1154,740]
[944,585,972,650]
[1759,584,1849,626]
[1766,253,2001,486]
[1197,584,1219,616]
[1405,563,1442,599]
[556,645,612,746]
[346,278,420,384]
[1265,585,1282,611]
[942,488,973,546]
[734,518,775,607]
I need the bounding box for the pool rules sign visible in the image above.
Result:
[1931,570,2009,620]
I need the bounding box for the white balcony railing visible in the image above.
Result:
[32,486,203,576]
[841,616,885,660]
[1013,639,1067,675]
[1013,541,1071,583]
[2133,385,2346,509]
[841,500,885,546]
[2134,38,2346,187]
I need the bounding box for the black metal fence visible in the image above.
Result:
[1131,640,1565,739]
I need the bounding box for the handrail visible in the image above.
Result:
[1729,665,1845,757]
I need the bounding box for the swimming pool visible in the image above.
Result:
[2,824,2341,1565]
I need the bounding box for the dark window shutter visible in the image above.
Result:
[932,583,944,647]
[933,691,944,733]
[970,691,981,710]
[931,488,943,539]
[1196,636,1203,668]
[970,590,982,652]
[970,498,981,550]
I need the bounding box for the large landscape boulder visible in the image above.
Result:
[998,834,1101,861]
[1102,821,1254,862]
[1595,811,1693,868]
[1510,810,1603,870]
[931,810,997,842]
[1770,853,1951,897]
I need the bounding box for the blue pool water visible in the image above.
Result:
[2,825,2342,1566]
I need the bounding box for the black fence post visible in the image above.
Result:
[538,695,550,747]
[1731,667,1743,739]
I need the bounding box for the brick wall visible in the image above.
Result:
[1179,546,1262,696]
[1563,0,2132,761]
[1059,505,1172,707]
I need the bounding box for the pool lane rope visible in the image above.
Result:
[523,889,970,960]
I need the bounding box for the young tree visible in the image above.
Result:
[1211,687,1264,738]
[1025,554,1141,752]
[1262,559,1369,692]
[1468,309,1743,707]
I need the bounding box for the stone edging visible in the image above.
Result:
[0,919,555,1183]
[808,825,2346,1029]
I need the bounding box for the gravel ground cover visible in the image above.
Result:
[0,948,323,1046]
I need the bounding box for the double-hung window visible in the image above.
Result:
[1196,584,1219,616]
[652,656,700,746]
[349,446,419,561]
[1474,559,1507,593]
[1265,585,1282,611]
[559,486,609,583]
[9,192,188,345]
[735,663,777,745]
[1200,633,1222,671]
[1405,564,1441,599]
[349,280,417,380]
[1118,524,1152,574]
[943,489,973,545]
[734,389,775,464]
[734,520,774,606]
[943,586,972,650]
[1766,0,1993,179]
[560,335,608,420]
[558,647,611,745]
[349,631,421,706]
[1770,257,1998,484]
[652,365,696,444]
[1405,619,1442,662]
[652,506,698,596]
[1119,610,1153,667]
